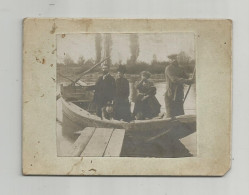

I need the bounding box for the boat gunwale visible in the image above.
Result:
[60,97,196,130]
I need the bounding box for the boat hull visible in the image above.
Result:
[61,98,196,131]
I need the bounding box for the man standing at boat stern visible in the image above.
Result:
[93,64,116,117]
[164,53,194,118]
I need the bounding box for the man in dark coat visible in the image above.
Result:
[164,54,194,118]
[93,64,116,117]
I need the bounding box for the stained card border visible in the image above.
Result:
[22,18,232,176]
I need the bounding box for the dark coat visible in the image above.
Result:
[114,77,131,121]
[115,77,129,100]
[93,74,116,116]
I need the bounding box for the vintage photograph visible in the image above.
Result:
[56,33,196,158]
[56,33,197,158]
[22,18,231,175]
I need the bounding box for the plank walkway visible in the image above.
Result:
[104,129,125,157]
[70,127,125,157]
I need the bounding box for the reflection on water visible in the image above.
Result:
[56,99,84,156]
[56,82,196,157]
[154,83,196,115]
[121,120,196,157]
[61,116,83,141]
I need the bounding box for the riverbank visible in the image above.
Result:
[57,71,166,84]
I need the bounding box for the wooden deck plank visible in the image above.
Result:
[104,129,125,157]
[81,128,114,157]
[69,127,96,157]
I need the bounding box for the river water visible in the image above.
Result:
[154,82,196,115]
[56,82,196,156]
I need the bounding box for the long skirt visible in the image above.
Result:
[114,98,131,122]
[133,95,161,119]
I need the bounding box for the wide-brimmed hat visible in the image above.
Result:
[117,65,126,74]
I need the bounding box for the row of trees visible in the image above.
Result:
[60,34,195,74]
[61,53,195,75]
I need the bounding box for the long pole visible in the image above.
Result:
[183,66,196,104]
[72,56,110,85]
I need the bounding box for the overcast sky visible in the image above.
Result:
[57,33,195,64]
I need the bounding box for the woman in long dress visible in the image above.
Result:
[114,65,131,122]
[133,71,161,120]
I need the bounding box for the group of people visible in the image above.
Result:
[92,64,131,121]
[91,54,194,122]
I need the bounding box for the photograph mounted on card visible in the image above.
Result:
[23,18,232,176]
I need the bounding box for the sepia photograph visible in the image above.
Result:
[22,18,231,176]
[2,0,245,191]
[56,33,196,158]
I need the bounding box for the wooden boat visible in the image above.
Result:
[58,57,196,131]
[60,95,196,131]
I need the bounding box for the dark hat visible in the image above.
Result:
[117,65,126,74]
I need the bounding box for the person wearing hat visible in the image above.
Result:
[92,64,116,118]
[164,53,194,118]
[133,71,161,120]
[113,65,131,122]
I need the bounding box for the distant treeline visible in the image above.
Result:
[57,55,195,76]
[59,33,195,78]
